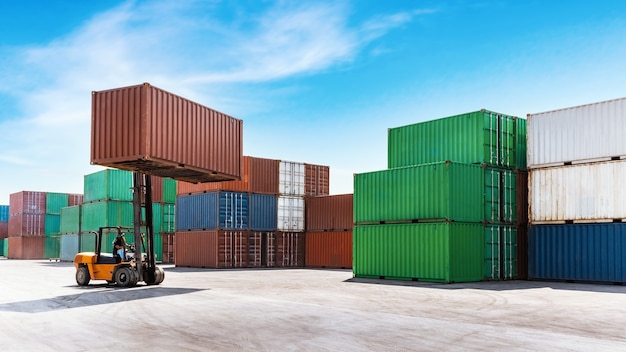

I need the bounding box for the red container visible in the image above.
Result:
[0,221,8,239]
[68,194,84,207]
[305,194,353,231]
[9,191,46,215]
[8,213,45,237]
[275,232,305,267]
[162,232,175,264]
[516,170,529,226]
[151,175,165,203]
[305,231,352,269]
[91,83,243,183]
[305,163,330,196]
[7,236,44,259]
[177,156,279,195]
[248,231,277,267]
[175,230,248,268]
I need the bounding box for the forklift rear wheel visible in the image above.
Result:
[76,266,90,286]
[115,267,137,287]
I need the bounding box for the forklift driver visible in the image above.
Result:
[113,233,127,261]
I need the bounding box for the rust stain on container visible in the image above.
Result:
[305,231,352,269]
[175,230,248,268]
[305,163,330,196]
[7,236,44,259]
[305,194,353,231]
[91,83,243,183]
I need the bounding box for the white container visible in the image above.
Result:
[527,97,626,169]
[277,195,304,232]
[279,161,305,196]
[529,160,626,223]
[60,234,79,261]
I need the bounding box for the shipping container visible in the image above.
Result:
[248,231,276,267]
[44,214,61,236]
[46,193,69,214]
[60,234,79,261]
[517,225,528,280]
[68,194,84,207]
[304,163,330,196]
[162,204,176,233]
[0,221,8,239]
[305,231,352,269]
[7,236,44,259]
[516,170,529,226]
[354,162,485,224]
[484,167,516,224]
[277,196,304,232]
[83,169,133,203]
[306,194,353,231]
[176,191,248,231]
[8,213,45,237]
[388,110,521,169]
[9,191,46,214]
[484,224,517,280]
[175,230,248,268]
[516,118,528,170]
[0,238,4,257]
[2,238,7,257]
[79,230,137,254]
[529,223,626,283]
[91,82,243,183]
[163,178,177,203]
[276,232,305,267]
[150,176,177,204]
[60,205,81,234]
[249,194,277,231]
[162,232,175,264]
[81,200,134,232]
[279,161,305,196]
[353,223,484,283]
[529,160,626,223]
[0,205,10,222]
[527,97,626,169]
[44,236,60,259]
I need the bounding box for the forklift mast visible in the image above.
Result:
[132,172,156,282]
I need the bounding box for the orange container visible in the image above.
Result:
[305,231,352,269]
[7,236,44,259]
[175,230,248,268]
[305,194,353,231]
[304,163,330,196]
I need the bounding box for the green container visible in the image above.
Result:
[46,193,69,214]
[354,162,485,224]
[163,178,177,204]
[84,169,133,203]
[0,239,5,257]
[516,118,527,170]
[151,203,163,234]
[44,236,60,259]
[45,214,61,236]
[81,200,134,232]
[388,109,521,169]
[484,168,516,224]
[60,205,81,234]
[353,223,484,283]
[484,224,517,280]
[162,204,175,233]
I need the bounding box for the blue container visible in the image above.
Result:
[0,205,8,222]
[249,194,277,231]
[529,223,626,284]
[219,191,248,230]
[176,191,248,231]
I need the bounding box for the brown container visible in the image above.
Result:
[305,231,352,269]
[0,221,8,239]
[175,230,248,268]
[68,194,84,207]
[305,163,330,196]
[275,232,305,267]
[248,231,277,267]
[162,232,175,264]
[305,194,353,231]
[151,175,165,203]
[91,83,243,183]
[516,224,528,280]
[177,156,279,195]
[7,236,44,259]
[9,191,46,215]
[516,170,529,226]
[8,213,45,237]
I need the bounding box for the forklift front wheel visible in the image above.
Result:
[76,266,91,286]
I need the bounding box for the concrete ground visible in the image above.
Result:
[1,259,626,351]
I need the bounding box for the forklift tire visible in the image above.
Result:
[76,266,91,286]
[146,266,165,285]
[115,267,137,288]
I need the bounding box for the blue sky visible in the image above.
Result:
[1,0,626,204]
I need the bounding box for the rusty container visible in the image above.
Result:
[9,191,47,215]
[68,193,84,207]
[304,163,330,196]
[91,83,243,183]
[0,221,8,239]
[175,230,248,268]
[275,231,305,267]
[7,236,44,259]
[305,231,352,269]
[8,213,46,237]
[248,231,277,267]
[162,232,175,264]
[305,194,353,231]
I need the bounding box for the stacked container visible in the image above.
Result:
[527,97,626,284]
[7,191,47,259]
[354,110,527,283]
[305,194,353,269]
[0,205,8,256]
[44,193,83,259]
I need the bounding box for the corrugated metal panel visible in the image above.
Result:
[45,193,69,215]
[44,214,61,236]
[517,225,528,280]
[0,222,8,239]
[162,232,175,264]
[177,156,252,194]
[162,204,175,233]
[0,205,8,222]
[44,236,60,259]
[60,234,79,261]
[176,193,218,231]
[68,194,84,207]
[60,205,81,234]
[305,231,352,269]
[248,231,276,267]
[219,192,248,230]
[8,213,45,237]
[80,200,134,232]
[279,161,305,196]
[516,118,527,170]
[305,194,353,231]
[2,238,6,257]
[249,157,280,194]
[388,110,520,169]
[9,191,46,214]
[151,203,163,234]
[516,171,529,225]
[83,169,133,203]
[91,83,243,183]
[0,239,4,256]
[304,163,330,196]
[277,196,304,232]
[529,160,626,223]
[353,223,484,283]
[7,236,44,259]
[249,194,277,231]
[175,230,248,268]
[150,175,165,203]
[484,225,517,280]
[276,232,305,267]
[354,162,485,224]
[163,178,177,204]
[80,232,96,252]
[484,168,516,224]
[527,97,626,169]
[529,223,626,283]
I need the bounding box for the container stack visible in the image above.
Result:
[44,193,83,259]
[353,110,527,283]
[305,194,353,269]
[7,191,47,259]
[0,205,8,256]
[175,156,329,268]
[527,97,626,284]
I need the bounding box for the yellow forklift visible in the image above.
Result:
[74,172,165,287]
